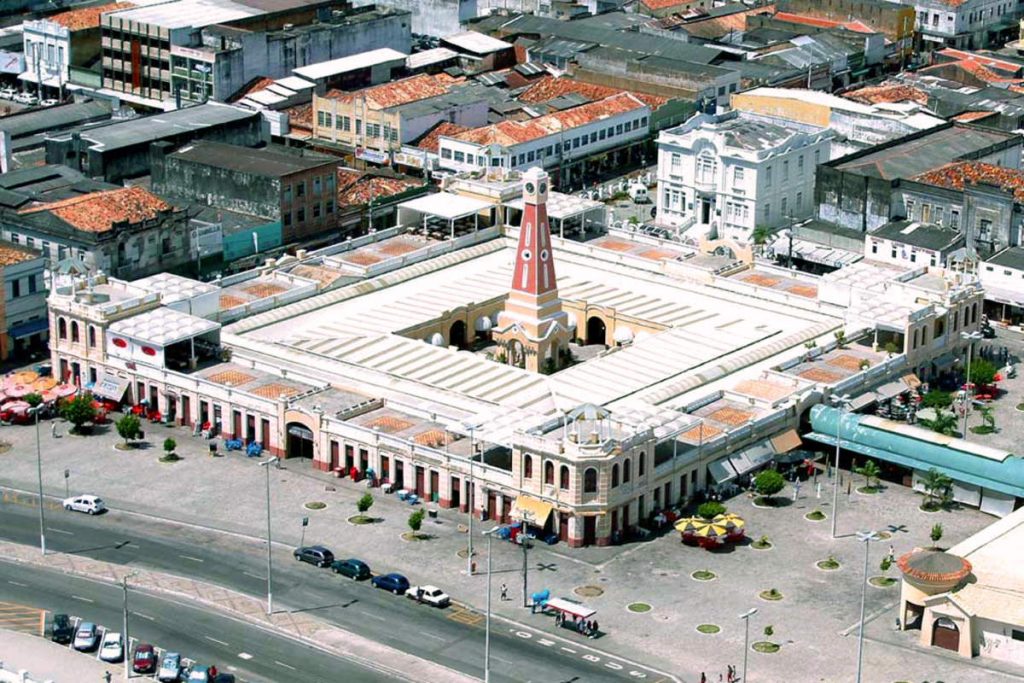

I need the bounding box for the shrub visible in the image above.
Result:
[24,392,43,408]
[921,391,953,410]
[408,509,425,535]
[697,501,726,519]
[357,493,374,515]
[163,437,176,455]
[930,523,943,545]
[880,556,892,572]
[764,625,774,638]
[754,470,785,502]
[116,414,142,445]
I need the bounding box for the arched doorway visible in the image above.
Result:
[449,320,467,349]
[932,618,960,652]
[286,422,315,459]
[586,316,607,346]
[507,339,526,368]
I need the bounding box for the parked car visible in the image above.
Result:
[406,584,450,607]
[99,631,123,662]
[371,572,410,595]
[157,652,182,682]
[133,643,157,673]
[50,613,73,643]
[0,87,16,99]
[331,558,371,580]
[13,92,37,105]
[39,98,58,107]
[72,621,99,651]
[293,545,334,568]
[186,664,211,682]
[63,494,106,514]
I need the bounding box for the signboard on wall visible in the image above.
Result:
[0,51,24,75]
[356,147,390,165]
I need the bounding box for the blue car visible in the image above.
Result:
[371,572,410,595]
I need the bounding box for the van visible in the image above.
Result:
[628,183,649,203]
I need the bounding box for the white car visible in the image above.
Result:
[40,98,58,107]
[0,87,15,100]
[406,584,450,608]
[63,494,106,515]
[157,652,182,682]
[13,92,37,106]
[99,631,123,662]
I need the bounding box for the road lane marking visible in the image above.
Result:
[179,555,204,563]
[7,581,27,587]
[275,660,296,670]
[560,647,576,654]
[356,610,386,622]
[136,613,155,621]
[419,631,446,642]
[492,656,516,667]
[71,595,94,603]
[47,528,73,535]
[205,636,229,647]
[238,653,253,660]
[243,571,263,580]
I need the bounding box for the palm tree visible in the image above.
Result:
[920,407,958,436]
[920,468,952,509]
[978,405,996,432]
[855,460,881,490]
[751,226,773,255]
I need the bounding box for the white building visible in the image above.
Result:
[21,18,72,95]
[909,0,1020,49]
[655,111,832,243]
[865,220,967,268]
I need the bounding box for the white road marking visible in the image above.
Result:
[179,555,204,563]
[205,636,229,647]
[136,613,155,621]
[356,610,386,622]
[275,660,296,671]
[47,528,73,535]
[560,647,576,654]
[7,581,27,587]
[492,656,516,667]
[538,638,555,647]
[238,653,253,660]
[71,595,94,603]
[419,631,446,642]
[243,571,264,580]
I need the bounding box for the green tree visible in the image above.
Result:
[408,509,425,537]
[763,625,774,638]
[930,523,944,545]
[880,556,892,572]
[855,460,881,490]
[24,392,43,408]
[833,330,847,349]
[883,341,900,357]
[920,468,953,509]
[977,405,996,431]
[754,470,786,503]
[697,501,726,519]
[60,394,96,434]
[163,437,176,456]
[116,414,141,445]
[968,358,998,387]
[920,407,958,436]
[357,493,374,515]
[921,390,953,410]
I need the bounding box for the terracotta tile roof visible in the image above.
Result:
[455,92,646,147]
[681,4,775,39]
[414,429,447,448]
[324,74,460,109]
[640,0,695,12]
[788,284,818,298]
[708,406,753,426]
[207,369,256,386]
[0,242,41,267]
[250,382,302,399]
[289,264,344,287]
[921,58,1024,87]
[367,416,413,433]
[952,111,996,123]
[285,103,313,132]
[937,48,1022,73]
[18,186,170,233]
[741,272,782,287]
[413,122,471,153]
[219,294,246,310]
[518,75,667,110]
[243,282,286,298]
[773,11,874,33]
[732,379,792,401]
[828,354,871,371]
[799,367,843,383]
[336,170,419,207]
[842,83,927,105]
[48,2,133,30]
[234,76,276,102]
[915,161,1024,202]
[680,423,722,443]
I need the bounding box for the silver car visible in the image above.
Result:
[72,621,98,651]
[158,652,182,682]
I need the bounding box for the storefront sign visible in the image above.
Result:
[356,147,390,165]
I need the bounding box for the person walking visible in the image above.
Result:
[700,673,707,683]
[500,583,508,601]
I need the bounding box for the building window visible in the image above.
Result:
[10,279,19,298]
[623,458,631,483]
[589,132,597,144]
[441,148,452,159]
[313,177,321,196]
[545,460,554,485]
[763,203,770,222]
[454,151,465,162]
[951,209,960,229]
[798,155,804,174]
[71,321,79,343]
[296,181,305,198]
[697,153,716,184]
[905,199,915,219]
[611,464,620,488]
[284,212,292,227]
[28,276,37,294]
[313,203,321,219]
[560,465,569,490]
[783,160,789,181]
[325,199,334,215]
[317,111,326,127]
[88,325,96,347]
[283,185,292,203]
[871,242,878,254]
[781,197,788,216]
[342,116,351,132]
[297,208,305,223]
[765,166,773,187]
[796,192,803,209]
[524,454,533,479]
[733,166,744,184]
[58,318,67,340]
[814,149,820,165]
[639,452,646,476]
[583,468,598,493]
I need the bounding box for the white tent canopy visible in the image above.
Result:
[397,193,496,239]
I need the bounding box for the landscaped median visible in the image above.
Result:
[0,540,476,683]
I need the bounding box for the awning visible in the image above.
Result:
[875,381,909,400]
[7,318,48,339]
[727,450,758,477]
[902,373,922,389]
[848,392,878,412]
[931,352,958,371]
[545,597,596,620]
[92,373,130,402]
[510,495,553,526]
[708,457,738,484]
[288,424,314,440]
[769,429,801,454]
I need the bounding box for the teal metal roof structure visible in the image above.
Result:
[807,404,1024,498]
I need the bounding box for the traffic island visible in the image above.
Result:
[752,641,780,653]
[758,588,784,601]
[574,585,604,598]
[804,509,826,522]
[696,624,720,635]
[691,570,717,582]
[627,602,652,613]
[816,556,841,571]
[304,501,327,511]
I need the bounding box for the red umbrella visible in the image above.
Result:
[4,401,31,413]
[41,389,60,403]
[53,384,78,399]
[6,384,30,398]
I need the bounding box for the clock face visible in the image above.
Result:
[525,182,536,194]
[539,182,547,194]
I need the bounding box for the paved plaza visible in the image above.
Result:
[1,417,1022,682]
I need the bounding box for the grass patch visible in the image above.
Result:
[627,602,652,613]
[759,588,783,601]
[869,576,898,588]
[804,509,826,521]
[1017,403,1024,412]
[751,537,773,550]
[856,486,882,494]
[817,557,841,571]
[696,624,720,634]
[401,531,427,541]
[919,501,942,513]
[691,570,717,581]
[159,453,181,463]
[304,501,327,510]
[574,585,604,598]
[752,641,780,654]
[875,531,892,540]
[970,425,995,435]
[348,514,374,525]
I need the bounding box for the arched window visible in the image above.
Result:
[583,468,598,493]
[972,302,978,324]
[639,452,646,476]
[623,458,631,483]
[58,317,67,340]
[912,329,919,349]
[544,460,554,485]
[88,325,96,348]
[611,464,620,488]
[70,321,80,343]
[524,454,533,479]
[559,465,569,490]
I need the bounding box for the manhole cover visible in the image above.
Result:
[574,585,604,598]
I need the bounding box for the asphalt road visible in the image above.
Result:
[0,561,398,682]
[0,496,670,683]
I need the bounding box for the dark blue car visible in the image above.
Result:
[371,572,410,595]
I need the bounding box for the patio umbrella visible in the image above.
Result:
[53,384,78,399]
[691,519,730,540]
[6,384,30,399]
[674,516,704,534]
[713,513,746,532]
[41,390,60,403]
[4,401,31,414]
[32,377,57,392]
[10,370,38,385]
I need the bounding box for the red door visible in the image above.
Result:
[330,441,339,470]
[430,470,439,502]
[415,466,425,497]
[181,396,191,426]
[232,410,242,439]
[487,492,496,521]
[559,512,569,541]
[261,419,270,449]
[450,476,461,509]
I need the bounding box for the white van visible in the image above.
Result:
[628,182,649,203]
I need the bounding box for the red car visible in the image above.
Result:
[133,643,157,674]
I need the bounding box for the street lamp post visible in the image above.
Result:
[855,531,880,683]
[30,405,46,555]
[483,526,500,683]
[122,571,137,681]
[260,456,279,614]
[960,331,983,440]
[467,424,477,576]
[830,394,851,539]
[740,608,758,682]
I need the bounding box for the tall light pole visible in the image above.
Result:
[855,531,880,683]
[960,331,982,440]
[830,394,850,539]
[122,571,137,681]
[30,405,46,555]
[467,424,476,576]
[483,526,500,683]
[740,607,758,682]
[260,456,279,614]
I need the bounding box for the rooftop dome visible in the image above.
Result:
[898,549,972,594]
[568,403,610,423]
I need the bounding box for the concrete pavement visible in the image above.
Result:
[0,628,125,683]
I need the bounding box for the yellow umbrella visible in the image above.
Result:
[713,513,746,532]
[32,377,57,392]
[691,519,730,539]
[674,516,704,534]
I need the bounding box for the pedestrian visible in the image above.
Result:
[888,544,895,562]
[51,422,58,438]
[500,583,508,601]
[700,673,707,683]
[793,480,801,501]
[590,619,599,638]
[103,673,112,683]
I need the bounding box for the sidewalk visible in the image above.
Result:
[0,628,125,683]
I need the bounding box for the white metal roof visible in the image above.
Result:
[399,193,495,220]
[106,0,261,29]
[406,48,459,70]
[109,307,220,347]
[293,48,408,81]
[275,76,315,91]
[442,31,513,55]
[505,191,603,221]
[132,272,218,304]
